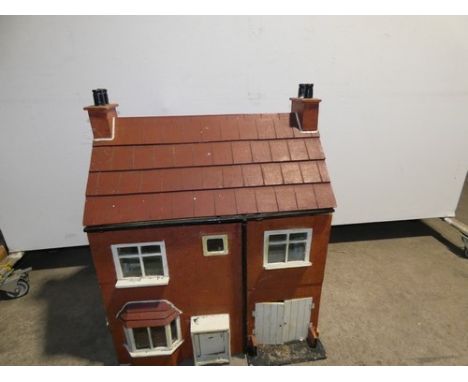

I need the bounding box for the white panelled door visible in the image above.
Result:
[254,297,313,345]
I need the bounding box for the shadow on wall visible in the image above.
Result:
[331,220,466,259]
[20,246,93,270]
[23,247,117,365]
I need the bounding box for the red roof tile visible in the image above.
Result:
[275,186,298,211]
[147,194,172,221]
[212,142,233,165]
[153,146,174,168]
[191,143,213,167]
[295,185,318,210]
[313,183,337,208]
[251,141,272,163]
[171,192,194,219]
[242,165,264,187]
[269,140,291,162]
[281,162,303,184]
[173,144,194,167]
[317,161,331,182]
[133,145,155,169]
[193,191,216,217]
[232,141,253,164]
[234,188,257,214]
[255,187,278,213]
[111,146,134,170]
[222,166,244,188]
[90,146,113,172]
[288,140,309,161]
[238,116,258,140]
[140,170,163,194]
[299,162,322,183]
[261,163,283,185]
[84,112,335,227]
[214,190,237,216]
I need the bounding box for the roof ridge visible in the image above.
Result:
[89,158,327,174]
[86,181,332,198]
[92,134,321,148]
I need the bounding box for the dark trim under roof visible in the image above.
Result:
[84,208,335,233]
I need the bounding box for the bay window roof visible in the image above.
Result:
[118,301,180,328]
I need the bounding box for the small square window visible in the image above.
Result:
[207,238,224,252]
[202,234,229,256]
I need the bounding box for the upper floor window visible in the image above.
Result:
[263,229,313,269]
[111,242,169,288]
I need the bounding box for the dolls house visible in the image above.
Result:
[82,86,336,365]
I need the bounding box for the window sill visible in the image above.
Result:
[125,340,183,358]
[203,251,229,257]
[115,276,169,289]
[264,261,312,270]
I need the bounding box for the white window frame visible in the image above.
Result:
[202,234,229,256]
[263,228,313,270]
[124,317,183,358]
[111,241,169,288]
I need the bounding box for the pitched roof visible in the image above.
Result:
[83,113,335,227]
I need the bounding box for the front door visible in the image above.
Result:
[254,297,313,345]
[198,332,226,356]
[193,331,230,365]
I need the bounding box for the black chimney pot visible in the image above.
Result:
[298,84,306,98]
[92,89,109,106]
[304,84,314,99]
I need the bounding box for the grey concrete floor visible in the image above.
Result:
[1,177,467,366]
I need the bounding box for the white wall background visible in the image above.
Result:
[1,16,467,251]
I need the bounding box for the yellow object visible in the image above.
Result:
[0,245,6,262]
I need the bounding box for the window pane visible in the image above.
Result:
[142,256,164,276]
[141,245,161,254]
[170,320,178,343]
[150,326,167,348]
[133,328,150,350]
[119,257,142,277]
[268,244,286,263]
[269,234,287,242]
[207,238,225,252]
[290,232,308,241]
[117,246,138,256]
[288,242,306,261]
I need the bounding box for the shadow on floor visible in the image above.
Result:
[8,217,464,365]
[37,264,117,364]
[12,247,117,364]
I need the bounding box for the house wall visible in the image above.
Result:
[87,223,243,365]
[246,214,333,337]
[87,213,332,364]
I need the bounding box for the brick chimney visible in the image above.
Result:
[83,89,118,140]
[290,83,321,132]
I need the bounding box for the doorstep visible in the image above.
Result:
[247,339,326,366]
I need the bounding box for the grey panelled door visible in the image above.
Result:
[254,297,313,345]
